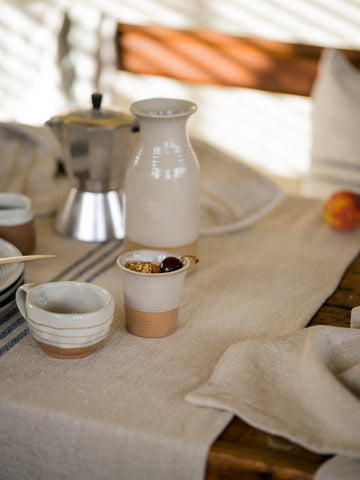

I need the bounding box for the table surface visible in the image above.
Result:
[206,252,360,480]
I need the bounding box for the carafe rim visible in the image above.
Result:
[130,98,197,119]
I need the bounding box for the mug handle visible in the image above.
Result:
[16,283,35,319]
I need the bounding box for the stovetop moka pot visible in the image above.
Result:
[46,93,134,242]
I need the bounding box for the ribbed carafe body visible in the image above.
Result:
[124,98,200,257]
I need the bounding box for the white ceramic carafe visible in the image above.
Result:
[124,98,200,257]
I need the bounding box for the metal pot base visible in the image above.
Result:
[55,188,125,242]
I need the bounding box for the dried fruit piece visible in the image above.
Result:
[151,264,161,273]
[180,255,199,265]
[160,256,183,272]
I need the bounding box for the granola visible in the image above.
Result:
[125,261,160,273]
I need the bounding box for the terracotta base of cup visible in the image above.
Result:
[123,238,198,273]
[35,339,104,359]
[125,306,179,338]
[0,220,36,255]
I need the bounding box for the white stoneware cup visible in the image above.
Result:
[0,193,36,254]
[117,250,191,338]
[16,281,115,358]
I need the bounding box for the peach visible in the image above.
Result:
[323,190,360,231]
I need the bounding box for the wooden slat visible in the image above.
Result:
[115,23,360,96]
[207,439,328,480]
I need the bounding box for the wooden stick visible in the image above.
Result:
[0,255,56,265]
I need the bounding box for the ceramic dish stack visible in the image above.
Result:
[0,238,25,314]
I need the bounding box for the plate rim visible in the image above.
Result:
[0,238,24,292]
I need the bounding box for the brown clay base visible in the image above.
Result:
[35,339,104,359]
[0,220,36,255]
[125,306,179,338]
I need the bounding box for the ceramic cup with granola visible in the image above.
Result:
[117,249,198,338]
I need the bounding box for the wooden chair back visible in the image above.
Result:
[115,23,360,96]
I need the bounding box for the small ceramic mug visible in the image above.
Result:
[16,281,115,358]
[0,193,36,254]
[117,249,191,338]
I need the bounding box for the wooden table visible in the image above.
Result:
[206,252,360,479]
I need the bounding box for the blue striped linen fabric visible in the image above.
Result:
[0,240,123,357]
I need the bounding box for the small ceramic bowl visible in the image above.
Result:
[16,281,115,358]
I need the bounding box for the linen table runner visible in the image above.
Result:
[1,195,360,480]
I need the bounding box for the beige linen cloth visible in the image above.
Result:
[0,123,283,233]
[194,138,283,235]
[0,122,68,216]
[187,324,360,479]
[1,194,360,480]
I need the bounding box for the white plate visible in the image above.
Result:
[0,238,24,292]
[0,271,24,304]
[0,297,16,316]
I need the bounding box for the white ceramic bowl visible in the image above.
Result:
[16,281,115,358]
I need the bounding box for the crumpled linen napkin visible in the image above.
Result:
[0,122,68,216]
[186,324,360,477]
[0,125,283,233]
[315,455,360,480]
[192,138,283,236]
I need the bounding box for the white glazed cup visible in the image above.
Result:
[16,281,115,358]
[0,193,35,254]
[117,250,190,338]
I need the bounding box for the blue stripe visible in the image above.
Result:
[0,328,29,356]
[50,242,113,282]
[0,316,24,339]
[0,306,18,326]
[85,259,118,282]
[0,239,123,357]
[66,242,121,281]
[309,173,360,190]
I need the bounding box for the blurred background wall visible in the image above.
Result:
[1,0,360,192]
